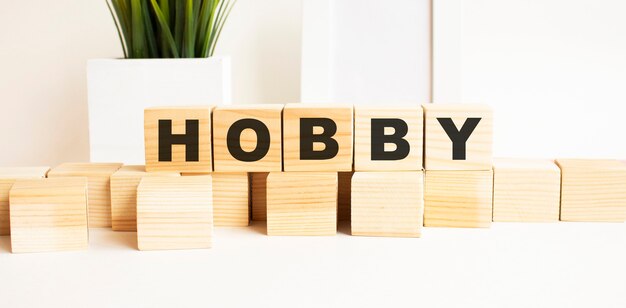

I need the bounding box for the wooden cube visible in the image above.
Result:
[424,170,493,228]
[251,172,268,221]
[493,158,561,222]
[110,166,179,231]
[0,167,49,235]
[47,162,122,228]
[213,104,283,172]
[266,172,337,235]
[557,159,626,222]
[354,106,423,171]
[337,172,353,221]
[423,104,493,170]
[351,172,424,237]
[283,104,353,171]
[9,177,88,253]
[137,176,213,250]
[144,106,212,173]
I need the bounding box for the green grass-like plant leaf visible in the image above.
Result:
[106,0,236,58]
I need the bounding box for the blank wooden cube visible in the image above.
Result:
[337,172,353,221]
[110,166,179,231]
[423,104,493,170]
[144,106,212,173]
[557,159,626,222]
[354,106,423,171]
[213,104,283,172]
[9,177,88,253]
[137,176,213,250]
[283,104,353,171]
[48,162,122,228]
[424,170,493,228]
[0,167,49,235]
[251,172,268,221]
[267,172,337,235]
[351,172,424,237]
[493,158,561,222]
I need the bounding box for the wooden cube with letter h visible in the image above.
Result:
[354,105,423,171]
[557,159,626,222]
[47,162,122,228]
[213,104,283,172]
[137,176,213,250]
[10,177,89,253]
[0,167,49,235]
[423,104,492,170]
[144,106,212,173]
[351,172,424,237]
[266,172,337,235]
[283,104,353,171]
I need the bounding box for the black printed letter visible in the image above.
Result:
[436,118,481,160]
[227,118,271,162]
[158,119,199,162]
[300,118,339,160]
[371,118,410,160]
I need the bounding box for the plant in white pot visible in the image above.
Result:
[88,0,236,164]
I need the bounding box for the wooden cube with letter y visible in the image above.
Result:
[424,170,493,228]
[213,104,283,172]
[144,106,213,173]
[423,104,493,170]
[266,172,337,235]
[110,165,180,231]
[137,176,213,250]
[0,167,50,235]
[9,177,88,253]
[557,159,626,222]
[354,105,423,171]
[351,171,424,237]
[282,104,353,171]
[47,162,122,228]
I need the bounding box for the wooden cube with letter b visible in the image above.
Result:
[10,177,88,253]
[144,106,212,173]
[282,104,353,171]
[354,105,423,171]
[423,104,492,170]
[137,176,213,250]
[0,167,49,235]
[424,170,493,228]
[266,172,337,235]
[213,104,283,172]
[351,172,424,237]
[557,159,626,222]
[47,162,122,228]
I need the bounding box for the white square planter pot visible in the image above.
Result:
[87,57,231,164]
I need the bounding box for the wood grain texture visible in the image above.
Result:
[0,167,49,235]
[251,172,268,221]
[266,172,337,236]
[137,176,213,250]
[493,158,560,222]
[47,163,122,228]
[556,159,626,222]
[351,172,424,237]
[144,106,212,173]
[183,172,250,227]
[354,106,423,171]
[337,172,353,221]
[423,104,493,170]
[424,170,493,228]
[110,166,180,231]
[283,104,353,171]
[9,177,88,253]
[213,104,283,172]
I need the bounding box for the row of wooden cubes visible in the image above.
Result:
[145,103,493,173]
[0,163,251,252]
[251,158,626,237]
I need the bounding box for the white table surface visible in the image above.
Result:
[1,221,625,308]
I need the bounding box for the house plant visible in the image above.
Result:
[88,0,236,164]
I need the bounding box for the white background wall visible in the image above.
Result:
[0,0,302,166]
